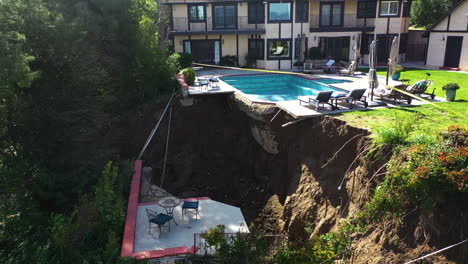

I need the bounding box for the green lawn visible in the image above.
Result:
[338,69,468,134]
[359,67,468,100]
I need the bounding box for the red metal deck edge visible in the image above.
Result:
[121,160,143,257]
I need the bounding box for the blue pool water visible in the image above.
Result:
[221,74,349,102]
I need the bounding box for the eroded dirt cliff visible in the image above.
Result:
[124,94,459,263]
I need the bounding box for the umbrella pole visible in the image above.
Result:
[386,65,390,85]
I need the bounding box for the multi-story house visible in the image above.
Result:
[164,0,412,70]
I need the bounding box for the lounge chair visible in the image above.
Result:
[334,88,368,109]
[375,86,412,104]
[299,90,335,110]
[397,80,436,100]
[338,61,356,76]
[272,46,284,56]
[146,209,173,236]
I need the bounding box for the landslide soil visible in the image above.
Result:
[123,94,462,263]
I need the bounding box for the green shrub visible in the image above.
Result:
[199,225,268,263]
[375,116,416,146]
[167,52,192,70]
[442,83,460,90]
[220,55,238,67]
[361,125,468,224]
[182,68,196,85]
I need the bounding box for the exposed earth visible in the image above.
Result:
[123,93,460,263]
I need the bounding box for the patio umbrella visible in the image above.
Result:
[368,40,379,101]
[386,36,399,85]
[299,33,306,64]
[353,33,361,69]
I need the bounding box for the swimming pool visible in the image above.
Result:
[220,74,349,102]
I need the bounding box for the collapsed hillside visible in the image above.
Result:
[124,93,461,263]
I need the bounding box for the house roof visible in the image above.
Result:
[428,0,466,31]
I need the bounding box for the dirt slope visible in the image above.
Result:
[124,93,460,263]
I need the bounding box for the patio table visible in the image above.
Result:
[159,196,181,225]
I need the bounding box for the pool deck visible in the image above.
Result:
[186,68,445,119]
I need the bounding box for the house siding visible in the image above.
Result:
[166,0,410,70]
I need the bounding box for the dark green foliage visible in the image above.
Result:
[410,0,460,28]
[308,47,324,59]
[182,68,196,85]
[167,52,193,71]
[0,0,173,263]
[272,223,354,264]
[442,83,460,90]
[375,115,418,146]
[219,55,238,67]
[197,225,269,264]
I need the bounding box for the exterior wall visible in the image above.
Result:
[427,32,468,70]
[427,0,468,69]
[168,0,410,70]
[433,1,468,31]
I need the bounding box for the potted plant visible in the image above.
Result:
[391,65,404,80]
[442,83,460,101]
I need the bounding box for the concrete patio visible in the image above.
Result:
[185,67,445,119]
[134,198,248,255]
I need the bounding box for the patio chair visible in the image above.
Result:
[209,76,220,88]
[179,189,200,220]
[335,88,368,109]
[146,208,173,236]
[298,90,335,110]
[198,78,209,91]
[303,61,313,74]
[338,61,356,76]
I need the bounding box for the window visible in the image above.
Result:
[295,0,309,22]
[399,33,408,53]
[268,2,291,22]
[380,1,399,16]
[189,4,206,22]
[319,37,350,61]
[248,39,265,59]
[357,0,377,18]
[213,4,237,29]
[294,37,308,59]
[248,2,265,24]
[268,39,291,59]
[320,3,343,27]
[361,34,374,54]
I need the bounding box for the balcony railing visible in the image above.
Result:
[310,14,375,31]
[172,16,265,33]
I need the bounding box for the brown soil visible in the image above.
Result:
[124,93,462,263]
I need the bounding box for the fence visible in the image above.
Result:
[406,44,427,61]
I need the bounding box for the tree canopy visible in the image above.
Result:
[410,0,461,28]
[0,0,174,263]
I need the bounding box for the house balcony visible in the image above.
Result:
[310,14,375,32]
[170,16,266,36]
